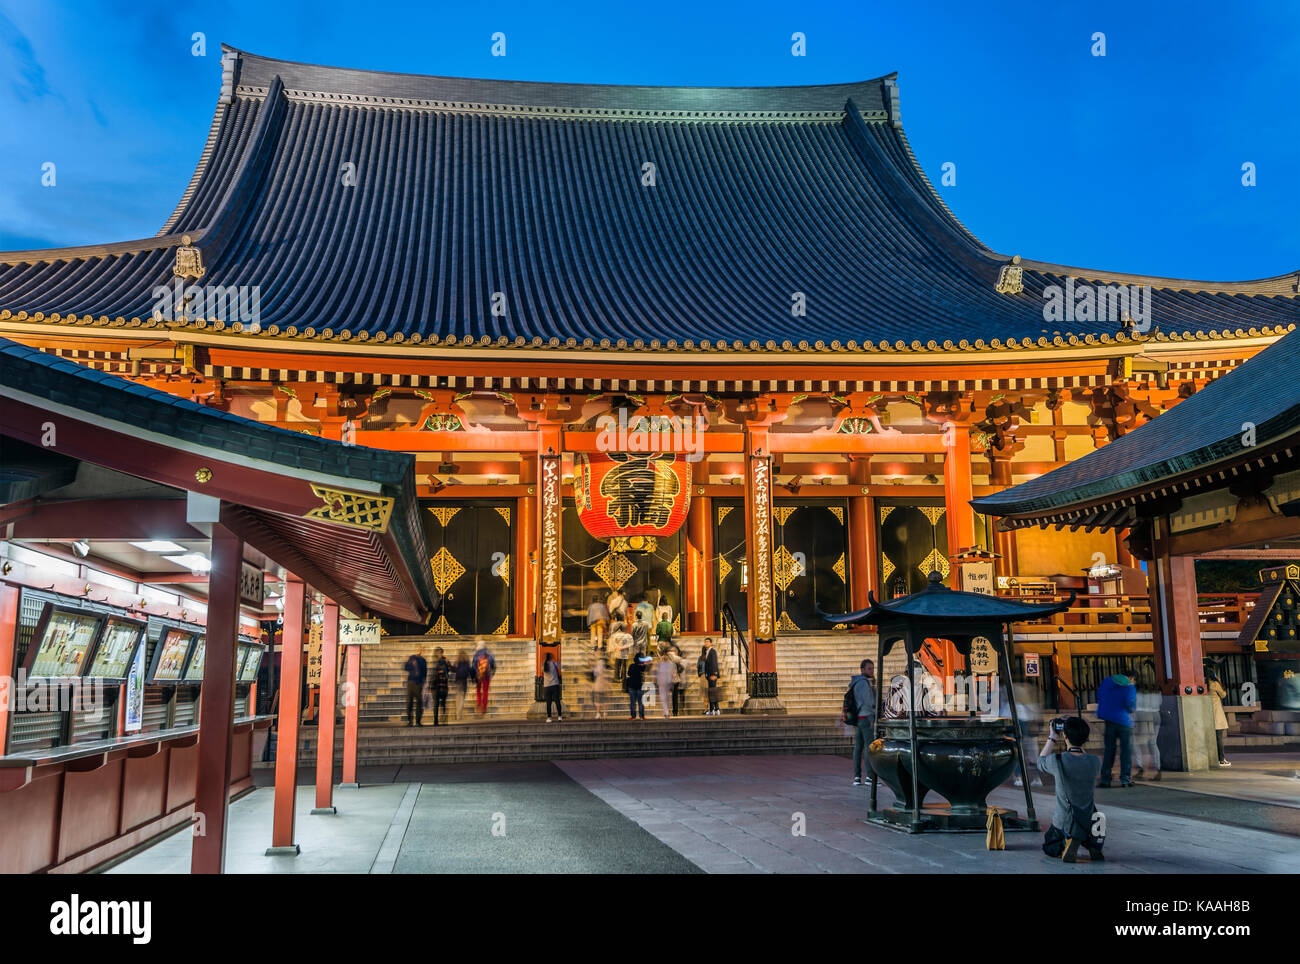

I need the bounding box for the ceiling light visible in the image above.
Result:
[130,540,187,553]
[164,553,211,573]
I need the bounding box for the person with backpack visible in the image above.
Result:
[846,658,877,786]
[626,653,647,720]
[470,643,497,716]
[451,650,471,720]
[542,651,563,722]
[609,620,633,682]
[429,647,451,726]
[655,612,674,650]
[630,610,650,657]
[1038,716,1105,863]
[701,638,720,715]
[403,647,428,727]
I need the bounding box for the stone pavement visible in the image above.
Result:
[107,754,1300,874]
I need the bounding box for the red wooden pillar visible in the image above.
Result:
[515,458,538,638]
[0,581,20,754]
[742,424,782,711]
[943,422,976,564]
[686,493,714,632]
[989,451,1018,580]
[313,601,339,814]
[340,640,362,787]
[1148,515,1214,770]
[268,574,305,855]
[847,458,872,608]
[191,522,243,874]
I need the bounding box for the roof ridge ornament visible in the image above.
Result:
[173,235,205,281]
[220,50,239,105]
[994,255,1024,295]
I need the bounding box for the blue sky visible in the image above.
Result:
[1,0,1296,280]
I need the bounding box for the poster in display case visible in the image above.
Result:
[25,605,103,678]
[148,628,194,683]
[238,644,264,682]
[181,637,207,682]
[86,615,146,680]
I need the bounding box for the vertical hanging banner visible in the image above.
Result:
[538,455,563,643]
[748,452,775,641]
[306,621,324,686]
[124,638,146,733]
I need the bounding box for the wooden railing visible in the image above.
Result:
[1001,591,1259,634]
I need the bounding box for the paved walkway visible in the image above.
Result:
[108,754,1300,874]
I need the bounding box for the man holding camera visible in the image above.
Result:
[1038,716,1105,862]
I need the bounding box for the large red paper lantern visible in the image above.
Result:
[573,452,691,541]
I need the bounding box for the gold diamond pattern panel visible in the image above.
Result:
[922,547,951,577]
[776,610,800,633]
[667,555,681,584]
[429,506,460,527]
[717,505,733,525]
[305,485,394,532]
[833,552,846,583]
[594,551,638,591]
[430,546,466,594]
[773,544,803,592]
[718,555,733,584]
[773,506,797,526]
[495,506,511,526]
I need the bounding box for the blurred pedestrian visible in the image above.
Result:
[429,647,450,726]
[656,650,676,718]
[452,650,470,720]
[610,620,632,681]
[586,595,609,652]
[702,638,720,716]
[543,650,564,722]
[470,643,496,716]
[591,654,611,719]
[630,610,650,656]
[669,644,687,716]
[403,647,428,727]
[1208,671,1231,767]
[1096,673,1137,787]
[626,654,647,720]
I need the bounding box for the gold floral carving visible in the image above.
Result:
[430,546,466,594]
[305,484,394,532]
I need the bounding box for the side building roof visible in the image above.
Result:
[0,48,1296,354]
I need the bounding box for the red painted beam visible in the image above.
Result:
[353,430,537,452]
[8,499,203,541]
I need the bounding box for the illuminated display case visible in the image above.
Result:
[238,643,264,682]
[181,637,207,682]
[85,615,146,681]
[24,605,103,679]
[148,628,195,683]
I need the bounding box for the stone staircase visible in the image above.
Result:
[1231,708,1300,741]
[774,632,877,715]
[297,715,850,766]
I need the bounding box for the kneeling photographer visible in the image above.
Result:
[1038,716,1106,862]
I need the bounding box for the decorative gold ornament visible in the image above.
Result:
[832,552,846,583]
[717,505,733,525]
[594,551,638,591]
[776,610,799,633]
[429,506,460,527]
[881,555,895,585]
[492,617,509,636]
[495,506,512,526]
[773,506,797,526]
[994,254,1023,295]
[921,547,950,578]
[305,484,394,532]
[497,554,510,587]
[667,554,681,584]
[430,546,466,594]
[718,555,733,584]
[828,506,845,525]
[773,544,804,592]
[173,235,205,280]
[426,613,457,636]
[194,466,213,483]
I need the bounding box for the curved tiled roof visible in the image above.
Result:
[0,48,1296,353]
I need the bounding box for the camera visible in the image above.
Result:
[1050,717,1068,734]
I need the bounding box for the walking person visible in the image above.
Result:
[701,638,721,716]
[606,588,627,626]
[630,609,650,657]
[1096,672,1137,787]
[429,647,451,726]
[470,642,496,716]
[452,650,470,720]
[626,654,647,720]
[591,653,612,719]
[586,595,609,653]
[656,650,676,719]
[403,647,428,727]
[655,610,674,651]
[610,620,632,681]
[542,651,564,722]
[848,659,877,786]
[1208,671,1231,767]
[669,644,687,716]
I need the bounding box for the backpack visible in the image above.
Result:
[842,685,859,726]
[475,652,491,679]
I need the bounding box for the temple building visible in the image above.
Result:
[2,48,1297,726]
